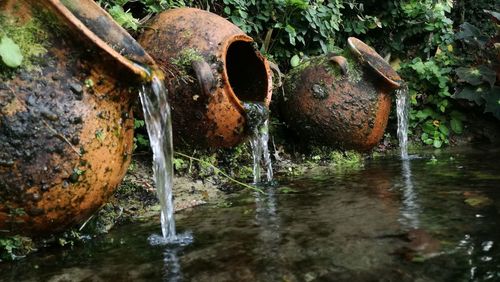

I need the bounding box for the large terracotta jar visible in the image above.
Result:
[0,0,158,235]
[281,37,402,151]
[139,8,273,148]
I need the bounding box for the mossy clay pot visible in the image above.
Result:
[139,8,273,148]
[0,0,158,235]
[281,37,402,151]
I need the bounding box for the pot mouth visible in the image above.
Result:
[347,37,402,90]
[222,35,272,112]
[47,0,157,81]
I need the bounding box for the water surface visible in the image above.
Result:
[2,147,500,281]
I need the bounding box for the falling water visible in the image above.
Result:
[139,74,192,245]
[396,83,410,160]
[244,102,273,184]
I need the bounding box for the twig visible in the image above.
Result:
[174,151,264,194]
[42,120,82,157]
[6,85,81,157]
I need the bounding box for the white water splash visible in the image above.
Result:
[396,84,410,160]
[139,75,192,245]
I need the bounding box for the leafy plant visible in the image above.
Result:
[221,0,343,66]
[453,16,500,119]
[98,0,498,148]
[0,236,34,261]
[107,5,140,31]
[133,118,150,150]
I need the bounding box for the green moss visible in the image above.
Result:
[169,48,204,81]
[0,13,48,74]
[342,50,363,83]
[284,54,348,99]
[171,48,204,69]
[309,146,364,169]
[329,150,364,168]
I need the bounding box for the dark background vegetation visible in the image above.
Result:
[99,0,500,149]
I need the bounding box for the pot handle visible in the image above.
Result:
[329,55,348,76]
[192,60,216,96]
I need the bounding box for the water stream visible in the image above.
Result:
[243,102,273,184]
[139,75,191,245]
[396,84,410,160]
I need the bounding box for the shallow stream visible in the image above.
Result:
[2,146,500,281]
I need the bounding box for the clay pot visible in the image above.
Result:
[0,0,157,235]
[139,8,273,148]
[281,37,402,151]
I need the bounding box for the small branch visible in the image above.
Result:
[174,151,264,194]
[42,120,82,157]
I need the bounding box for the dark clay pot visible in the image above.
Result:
[139,8,273,148]
[281,37,402,151]
[0,0,157,235]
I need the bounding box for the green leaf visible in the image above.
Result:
[108,5,139,31]
[450,118,463,134]
[290,54,300,67]
[483,86,500,120]
[438,124,449,136]
[455,22,489,47]
[415,108,435,120]
[134,119,145,129]
[484,10,500,23]
[454,85,486,105]
[450,110,466,121]
[433,139,443,148]
[422,121,437,134]
[0,36,23,68]
[456,66,496,87]
[465,195,493,207]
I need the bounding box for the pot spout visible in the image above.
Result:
[47,0,159,81]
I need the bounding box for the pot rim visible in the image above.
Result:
[347,37,402,90]
[221,34,273,114]
[46,0,157,81]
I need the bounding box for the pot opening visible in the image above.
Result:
[226,41,268,102]
[347,37,402,90]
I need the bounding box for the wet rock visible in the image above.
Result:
[396,229,442,262]
[312,84,328,99]
[70,82,83,94]
[40,107,59,121]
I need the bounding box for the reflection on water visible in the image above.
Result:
[2,147,500,281]
[398,159,421,229]
[254,186,281,279]
[162,247,182,282]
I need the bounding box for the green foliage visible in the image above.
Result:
[453,18,500,119]
[108,5,140,30]
[401,52,461,148]
[221,0,343,64]
[133,119,149,150]
[99,0,498,148]
[0,236,35,261]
